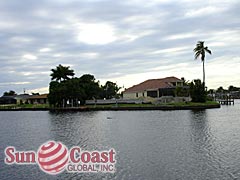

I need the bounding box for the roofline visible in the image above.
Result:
[123,76,182,93]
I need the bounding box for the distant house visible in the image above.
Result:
[0,96,17,104]
[123,76,184,99]
[28,94,48,104]
[14,94,31,104]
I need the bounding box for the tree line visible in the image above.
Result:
[48,64,121,107]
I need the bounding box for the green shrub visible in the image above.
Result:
[189,79,207,102]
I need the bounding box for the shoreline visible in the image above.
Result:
[0,104,220,111]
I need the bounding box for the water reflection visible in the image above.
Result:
[47,111,117,180]
[189,110,214,155]
[188,110,231,179]
[48,111,101,147]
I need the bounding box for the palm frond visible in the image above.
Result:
[194,51,201,59]
[204,47,212,54]
[194,41,212,61]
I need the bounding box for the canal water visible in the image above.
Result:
[0,100,240,180]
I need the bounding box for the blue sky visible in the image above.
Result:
[0,0,239,95]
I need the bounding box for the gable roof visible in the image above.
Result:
[14,94,31,99]
[124,76,181,93]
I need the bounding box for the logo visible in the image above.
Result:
[4,141,116,175]
[38,141,69,174]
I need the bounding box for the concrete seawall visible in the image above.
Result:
[0,104,220,111]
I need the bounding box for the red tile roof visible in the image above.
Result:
[124,76,181,93]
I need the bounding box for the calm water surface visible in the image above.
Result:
[0,100,240,180]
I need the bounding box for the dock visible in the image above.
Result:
[217,98,234,105]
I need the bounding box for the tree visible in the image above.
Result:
[50,64,75,82]
[3,90,17,96]
[180,77,189,86]
[189,79,206,102]
[48,79,85,107]
[101,81,121,99]
[48,73,102,107]
[228,85,240,92]
[48,81,62,107]
[208,89,214,94]
[48,65,122,107]
[175,86,189,97]
[193,41,212,87]
[216,86,225,93]
[79,74,102,100]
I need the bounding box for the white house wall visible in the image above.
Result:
[123,91,147,99]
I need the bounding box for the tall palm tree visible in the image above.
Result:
[50,64,75,82]
[193,41,212,87]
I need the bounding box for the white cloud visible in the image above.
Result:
[0,82,31,86]
[20,71,49,76]
[119,30,156,42]
[123,15,159,26]
[206,30,240,46]
[22,54,38,60]
[28,87,49,94]
[0,21,18,29]
[39,48,52,52]
[53,53,63,57]
[164,33,197,40]
[185,6,225,17]
[125,0,170,7]
[10,36,33,43]
[34,9,50,18]
[80,52,99,58]
[76,23,117,45]
[150,46,191,54]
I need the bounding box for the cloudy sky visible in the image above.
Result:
[0,0,239,95]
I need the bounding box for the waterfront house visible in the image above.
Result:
[28,94,48,104]
[0,96,17,104]
[123,76,184,99]
[14,94,31,104]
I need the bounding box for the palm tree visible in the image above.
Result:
[50,64,75,82]
[193,41,212,87]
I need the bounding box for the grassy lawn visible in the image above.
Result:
[0,101,219,109]
[163,101,219,107]
[86,101,219,108]
[86,103,154,108]
[0,104,49,109]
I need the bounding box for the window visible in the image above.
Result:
[147,91,158,98]
[136,93,138,97]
